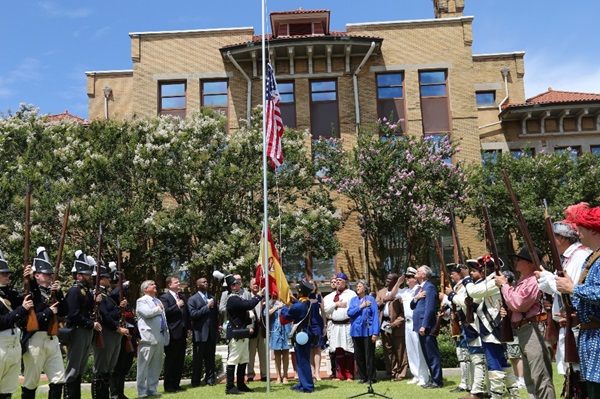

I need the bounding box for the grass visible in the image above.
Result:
[12,365,566,399]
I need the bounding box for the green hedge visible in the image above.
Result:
[373,327,459,371]
[82,352,223,383]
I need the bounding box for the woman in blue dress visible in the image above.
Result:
[308,282,326,380]
[265,296,291,384]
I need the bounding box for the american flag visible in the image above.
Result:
[265,63,284,168]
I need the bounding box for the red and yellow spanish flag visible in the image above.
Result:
[255,228,293,305]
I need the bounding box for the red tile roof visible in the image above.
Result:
[270,9,329,16]
[47,110,88,124]
[504,88,600,108]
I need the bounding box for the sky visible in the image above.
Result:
[1,0,599,120]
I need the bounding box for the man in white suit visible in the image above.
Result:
[136,280,169,398]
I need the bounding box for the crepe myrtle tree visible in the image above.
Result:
[0,105,342,286]
[312,120,468,281]
[467,148,600,263]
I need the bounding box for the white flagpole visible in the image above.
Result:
[261,0,271,392]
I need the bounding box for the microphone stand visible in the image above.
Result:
[348,296,392,399]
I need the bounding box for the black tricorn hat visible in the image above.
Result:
[32,246,53,274]
[510,247,542,264]
[224,274,238,288]
[72,250,92,275]
[0,250,10,273]
[298,281,314,297]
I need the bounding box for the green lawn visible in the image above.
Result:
[13,365,566,399]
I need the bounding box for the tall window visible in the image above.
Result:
[159,81,186,117]
[281,252,336,282]
[310,79,339,139]
[278,81,296,128]
[419,70,450,134]
[376,72,406,134]
[201,80,228,117]
[476,91,496,106]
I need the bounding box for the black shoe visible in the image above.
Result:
[450,387,468,393]
[358,380,367,384]
[225,387,243,395]
[370,380,378,384]
[260,377,267,382]
[424,383,442,389]
[205,380,216,386]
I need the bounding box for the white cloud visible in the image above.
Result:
[93,26,111,39]
[524,52,600,98]
[8,58,43,83]
[38,1,92,18]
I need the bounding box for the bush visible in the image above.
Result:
[82,351,223,382]
[373,327,459,371]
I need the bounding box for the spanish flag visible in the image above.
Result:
[255,228,293,305]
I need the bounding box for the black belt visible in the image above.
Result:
[332,319,350,325]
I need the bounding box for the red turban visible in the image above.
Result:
[563,202,590,229]
[576,207,600,233]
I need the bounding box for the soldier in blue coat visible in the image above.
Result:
[281,281,315,393]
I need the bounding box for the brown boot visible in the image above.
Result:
[459,393,485,399]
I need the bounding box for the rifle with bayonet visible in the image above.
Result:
[543,199,579,363]
[94,224,104,348]
[117,238,134,353]
[431,238,462,337]
[448,205,474,325]
[23,182,39,332]
[500,169,559,342]
[47,201,70,336]
[481,196,514,342]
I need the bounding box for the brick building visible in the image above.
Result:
[85,1,599,281]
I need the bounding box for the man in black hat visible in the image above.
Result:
[92,262,130,399]
[22,247,68,399]
[64,250,103,399]
[224,274,264,395]
[495,247,556,399]
[0,249,34,399]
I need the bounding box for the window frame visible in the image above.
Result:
[158,81,187,117]
[278,80,296,128]
[309,79,340,139]
[201,79,229,118]
[419,70,451,135]
[376,72,407,135]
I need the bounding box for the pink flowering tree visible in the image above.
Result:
[313,121,468,278]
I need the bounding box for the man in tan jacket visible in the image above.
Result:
[376,273,408,381]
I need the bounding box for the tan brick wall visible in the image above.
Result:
[87,72,134,121]
[86,13,534,281]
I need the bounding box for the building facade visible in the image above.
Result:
[85,1,599,281]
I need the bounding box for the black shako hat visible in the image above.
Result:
[72,250,92,275]
[0,250,10,273]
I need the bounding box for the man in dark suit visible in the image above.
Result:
[410,265,443,388]
[188,277,219,387]
[160,276,190,393]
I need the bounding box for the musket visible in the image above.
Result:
[543,199,579,363]
[431,238,461,337]
[24,182,39,332]
[500,169,559,342]
[481,196,514,342]
[448,205,474,324]
[94,224,104,348]
[117,238,134,352]
[47,201,70,336]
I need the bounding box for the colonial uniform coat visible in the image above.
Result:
[0,286,27,395]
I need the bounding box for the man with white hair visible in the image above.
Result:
[136,280,169,398]
[323,272,357,381]
[538,219,591,376]
[411,265,443,389]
